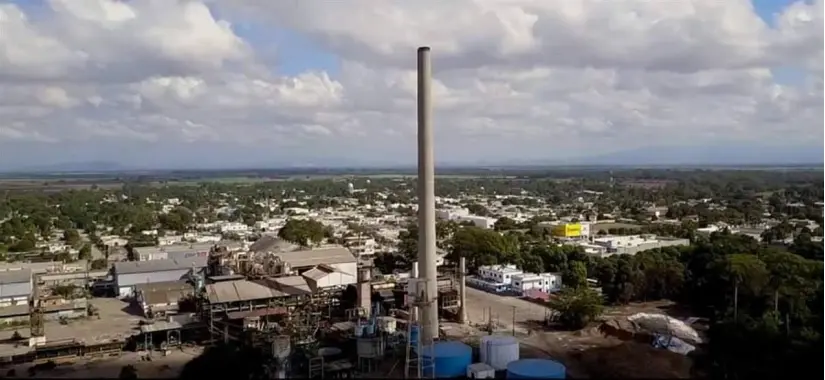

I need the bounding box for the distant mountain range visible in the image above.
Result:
[4,143,822,172]
[15,161,131,173]
[572,143,823,166]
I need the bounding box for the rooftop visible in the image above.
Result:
[0,268,32,284]
[273,246,355,268]
[204,280,283,304]
[114,256,207,275]
[256,276,312,296]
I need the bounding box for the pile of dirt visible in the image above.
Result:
[575,341,693,378]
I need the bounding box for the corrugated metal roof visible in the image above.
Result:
[0,262,64,275]
[205,280,282,304]
[302,268,327,281]
[256,276,312,296]
[274,247,355,268]
[135,280,192,294]
[114,256,207,275]
[0,268,32,284]
[163,243,214,253]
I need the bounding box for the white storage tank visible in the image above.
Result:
[479,335,520,370]
[467,362,496,379]
[272,335,291,359]
[377,316,397,333]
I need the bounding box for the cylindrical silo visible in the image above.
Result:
[480,335,520,370]
[506,359,567,379]
[420,341,473,378]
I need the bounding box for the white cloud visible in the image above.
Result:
[0,0,821,168]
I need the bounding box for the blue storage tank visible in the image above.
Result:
[506,359,566,379]
[408,324,420,347]
[420,341,472,378]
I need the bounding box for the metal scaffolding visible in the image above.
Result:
[404,279,435,379]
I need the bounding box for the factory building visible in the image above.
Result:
[135,280,196,319]
[113,257,207,298]
[0,269,33,307]
[133,242,213,262]
[537,222,591,238]
[268,247,358,289]
[589,235,690,256]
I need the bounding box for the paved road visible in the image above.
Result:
[463,287,553,333]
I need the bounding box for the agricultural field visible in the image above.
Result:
[0,179,123,192]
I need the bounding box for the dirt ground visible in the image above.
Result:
[3,348,204,379]
[461,287,694,378]
[0,298,140,345]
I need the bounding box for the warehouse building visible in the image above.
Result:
[135,280,196,319]
[114,257,207,298]
[134,243,213,262]
[0,269,33,307]
[270,246,358,288]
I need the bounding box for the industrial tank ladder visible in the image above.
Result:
[404,279,435,379]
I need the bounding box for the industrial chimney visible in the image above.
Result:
[357,265,372,318]
[416,46,439,343]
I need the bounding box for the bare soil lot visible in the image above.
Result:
[461,287,694,378]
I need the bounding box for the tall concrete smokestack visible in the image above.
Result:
[416,46,439,343]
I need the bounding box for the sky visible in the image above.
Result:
[0,0,822,170]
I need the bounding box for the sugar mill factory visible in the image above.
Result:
[0,47,567,379]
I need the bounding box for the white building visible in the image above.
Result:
[436,208,470,221]
[134,247,169,261]
[344,236,377,258]
[158,235,184,246]
[478,264,523,285]
[220,222,249,233]
[458,215,497,229]
[591,235,690,256]
[510,272,563,295]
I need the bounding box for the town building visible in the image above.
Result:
[0,269,32,307]
[113,257,207,298]
[590,235,690,256]
[135,280,196,319]
[510,272,563,295]
[344,236,377,258]
[468,264,524,293]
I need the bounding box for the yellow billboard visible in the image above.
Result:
[551,223,582,238]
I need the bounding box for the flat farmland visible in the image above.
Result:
[0,179,123,192]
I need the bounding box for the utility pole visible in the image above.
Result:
[511,306,517,336]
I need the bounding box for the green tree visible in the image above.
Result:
[447,227,519,270]
[91,259,109,270]
[548,286,604,329]
[78,243,92,261]
[277,219,325,247]
[62,228,80,246]
[562,261,588,289]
